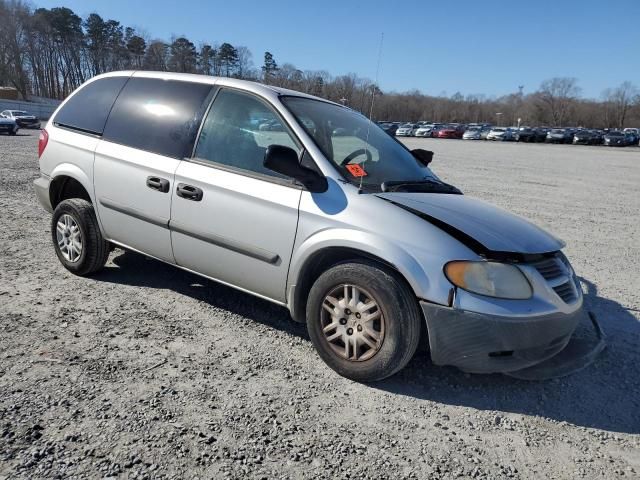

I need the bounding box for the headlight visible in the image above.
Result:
[444,261,533,299]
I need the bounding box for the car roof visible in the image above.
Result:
[88,70,343,107]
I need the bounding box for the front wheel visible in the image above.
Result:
[306,261,422,382]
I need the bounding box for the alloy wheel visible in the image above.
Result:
[56,214,83,262]
[320,284,385,361]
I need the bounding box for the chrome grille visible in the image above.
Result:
[553,282,577,303]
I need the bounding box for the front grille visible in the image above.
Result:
[532,257,565,280]
[530,255,579,304]
[553,282,577,303]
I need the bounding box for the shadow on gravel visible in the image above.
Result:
[376,277,640,434]
[95,252,639,434]
[95,249,308,338]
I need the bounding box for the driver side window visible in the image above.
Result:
[194,89,300,179]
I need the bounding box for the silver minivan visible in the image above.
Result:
[34,71,600,382]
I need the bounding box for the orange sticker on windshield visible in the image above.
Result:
[346,164,367,177]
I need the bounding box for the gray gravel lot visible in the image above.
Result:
[1,130,639,479]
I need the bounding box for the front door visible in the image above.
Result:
[170,88,303,302]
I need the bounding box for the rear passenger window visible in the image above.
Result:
[194,89,300,178]
[103,77,213,159]
[54,76,129,135]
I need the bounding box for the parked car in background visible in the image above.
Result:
[429,125,446,137]
[532,127,550,142]
[572,129,600,145]
[545,129,572,144]
[414,124,435,137]
[604,130,634,146]
[514,127,535,142]
[623,128,639,144]
[462,125,490,140]
[436,125,464,139]
[0,110,41,129]
[486,127,516,141]
[258,119,284,131]
[380,123,399,136]
[395,123,419,137]
[0,116,19,135]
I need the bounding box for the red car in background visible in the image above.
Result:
[436,124,465,139]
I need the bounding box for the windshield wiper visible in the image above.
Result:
[381,179,462,194]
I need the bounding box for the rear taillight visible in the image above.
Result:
[38,129,49,158]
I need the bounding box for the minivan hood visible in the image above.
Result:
[378,192,564,255]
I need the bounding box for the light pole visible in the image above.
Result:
[496,112,503,127]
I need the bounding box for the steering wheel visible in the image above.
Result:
[341,148,372,166]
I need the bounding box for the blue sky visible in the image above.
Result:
[37,0,640,99]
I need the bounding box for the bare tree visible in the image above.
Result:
[536,77,581,126]
[602,81,638,128]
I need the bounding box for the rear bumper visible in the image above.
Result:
[420,301,589,374]
[33,174,52,213]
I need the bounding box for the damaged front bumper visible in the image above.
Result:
[420,301,605,379]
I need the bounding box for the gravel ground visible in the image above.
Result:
[1,130,639,479]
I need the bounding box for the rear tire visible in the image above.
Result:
[306,261,422,382]
[51,199,110,276]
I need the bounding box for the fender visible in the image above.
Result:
[287,227,433,310]
[49,162,95,203]
[48,163,108,237]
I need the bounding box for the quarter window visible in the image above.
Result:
[54,76,129,135]
[103,77,213,159]
[194,89,300,179]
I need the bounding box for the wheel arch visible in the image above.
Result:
[48,164,94,210]
[287,232,430,323]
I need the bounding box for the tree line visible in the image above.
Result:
[1,0,638,128]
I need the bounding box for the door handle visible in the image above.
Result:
[176,183,203,201]
[146,176,170,193]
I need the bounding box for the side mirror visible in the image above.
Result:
[411,148,434,167]
[264,145,328,193]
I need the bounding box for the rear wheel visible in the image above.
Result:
[306,261,422,382]
[51,199,110,276]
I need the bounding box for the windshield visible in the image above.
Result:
[11,111,27,115]
[282,96,441,191]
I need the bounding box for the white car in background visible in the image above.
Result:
[414,125,435,137]
[463,126,491,140]
[487,127,516,141]
[395,123,418,136]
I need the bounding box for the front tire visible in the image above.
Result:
[51,199,110,276]
[306,261,422,382]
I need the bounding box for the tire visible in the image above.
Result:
[51,199,110,276]
[306,260,422,382]
[9,129,16,136]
